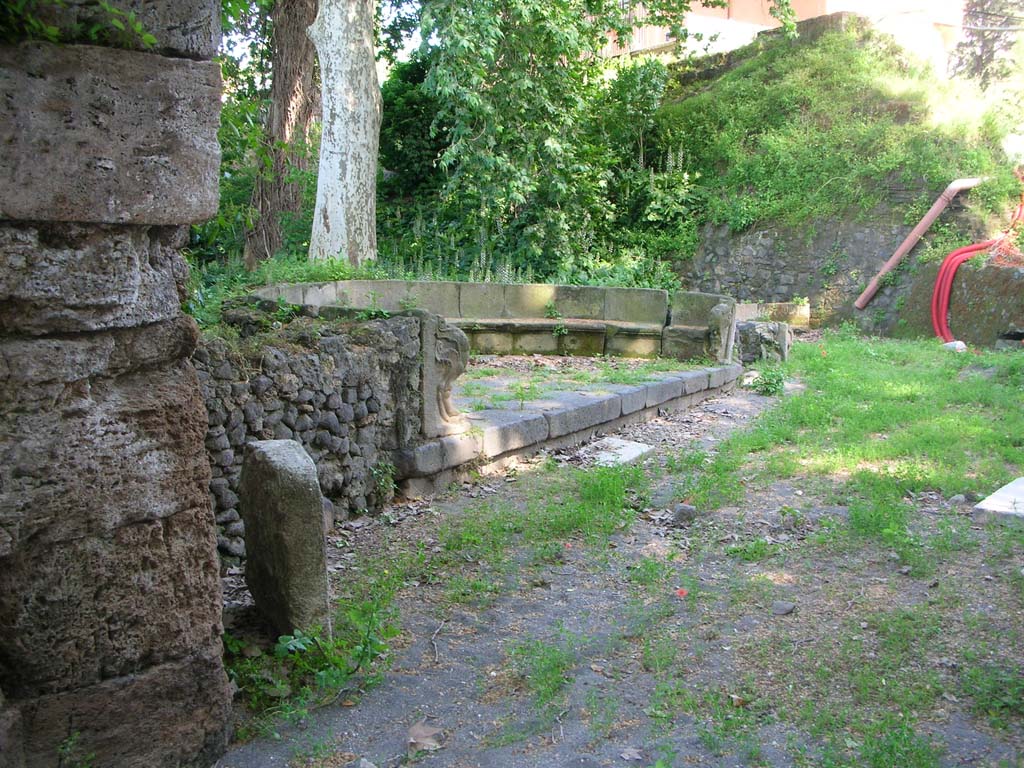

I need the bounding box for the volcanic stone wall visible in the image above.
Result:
[0,5,231,766]
[194,311,424,558]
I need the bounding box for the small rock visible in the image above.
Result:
[358,760,378,768]
[771,600,796,616]
[671,503,698,525]
[947,494,966,505]
[898,565,912,575]
[942,340,967,352]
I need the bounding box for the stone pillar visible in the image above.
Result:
[419,312,470,439]
[0,5,231,766]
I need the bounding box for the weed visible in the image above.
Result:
[641,635,679,674]
[507,636,576,712]
[57,732,95,768]
[583,689,620,738]
[726,538,776,562]
[859,719,942,768]
[751,365,786,396]
[628,555,671,587]
[962,664,1024,728]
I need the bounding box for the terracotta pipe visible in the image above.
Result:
[854,177,984,310]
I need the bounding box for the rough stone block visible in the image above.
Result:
[552,285,605,320]
[459,283,506,319]
[0,223,189,335]
[604,287,669,325]
[17,644,229,768]
[505,283,558,318]
[645,377,684,408]
[0,692,23,768]
[579,437,655,466]
[240,441,332,636]
[0,347,207,550]
[472,410,549,457]
[661,325,709,361]
[537,391,622,438]
[708,366,728,388]
[677,370,710,395]
[0,43,221,225]
[0,504,222,699]
[35,0,220,59]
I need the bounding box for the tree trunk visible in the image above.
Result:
[244,0,320,270]
[307,0,381,264]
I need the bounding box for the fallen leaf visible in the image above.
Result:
[729,693,749,708]
[407,721,444,756]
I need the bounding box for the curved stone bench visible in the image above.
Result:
[254,279,737,362]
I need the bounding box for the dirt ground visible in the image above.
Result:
[217,375,1023,768]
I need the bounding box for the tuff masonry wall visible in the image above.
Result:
[0,5,231,765]
[195,310,424,559]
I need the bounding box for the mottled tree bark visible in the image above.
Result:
[245,0,320,269]
[307,0,381,264]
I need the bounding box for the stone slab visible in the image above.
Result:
[535,391,622,439]
[505,283,559,318]
[708,366,728,388]
[661,325,709,361]
[669,290,733,327]
[579,437,656,467]
[603,287,669,325]
[645,376,685,408]
[552,285,606,320]
[465,330,514,355]
[677,369,711,394]
[605,330,662,358]
[440,433,483,469]
[468,410,550,457]
[721,363,744,383]
[301,282,339,307]
[35,0,220,59]
[603,384,648,415]
[0,43,221,225]
[973,477,1024,528]
[512,331,561,355]
[393,441,444,478]
[459,283,506,319]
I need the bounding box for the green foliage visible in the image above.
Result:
[725,538,776,562]
[56,732,95,768]
[751,365,786,396]
[653,27,1019,232]
[379,54,449,196]
[508,635,576,712]
[962,663,1024,727]
[1,0,156,48]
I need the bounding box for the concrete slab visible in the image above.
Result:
[534,391,622,438]
[579,437,655,466]
[973,477,1024,528]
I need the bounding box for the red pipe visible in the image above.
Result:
[931,186,1024,342]
[855,177,984,310]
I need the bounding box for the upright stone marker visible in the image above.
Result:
[240,441,333,637]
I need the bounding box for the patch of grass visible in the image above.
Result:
[858,719,943,768]
[962,664,1024,728]
[641,634,679,675]
[507,636,577,713]
[628,555,672,587]
[726,538,776,562]
[583,689,620,739]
